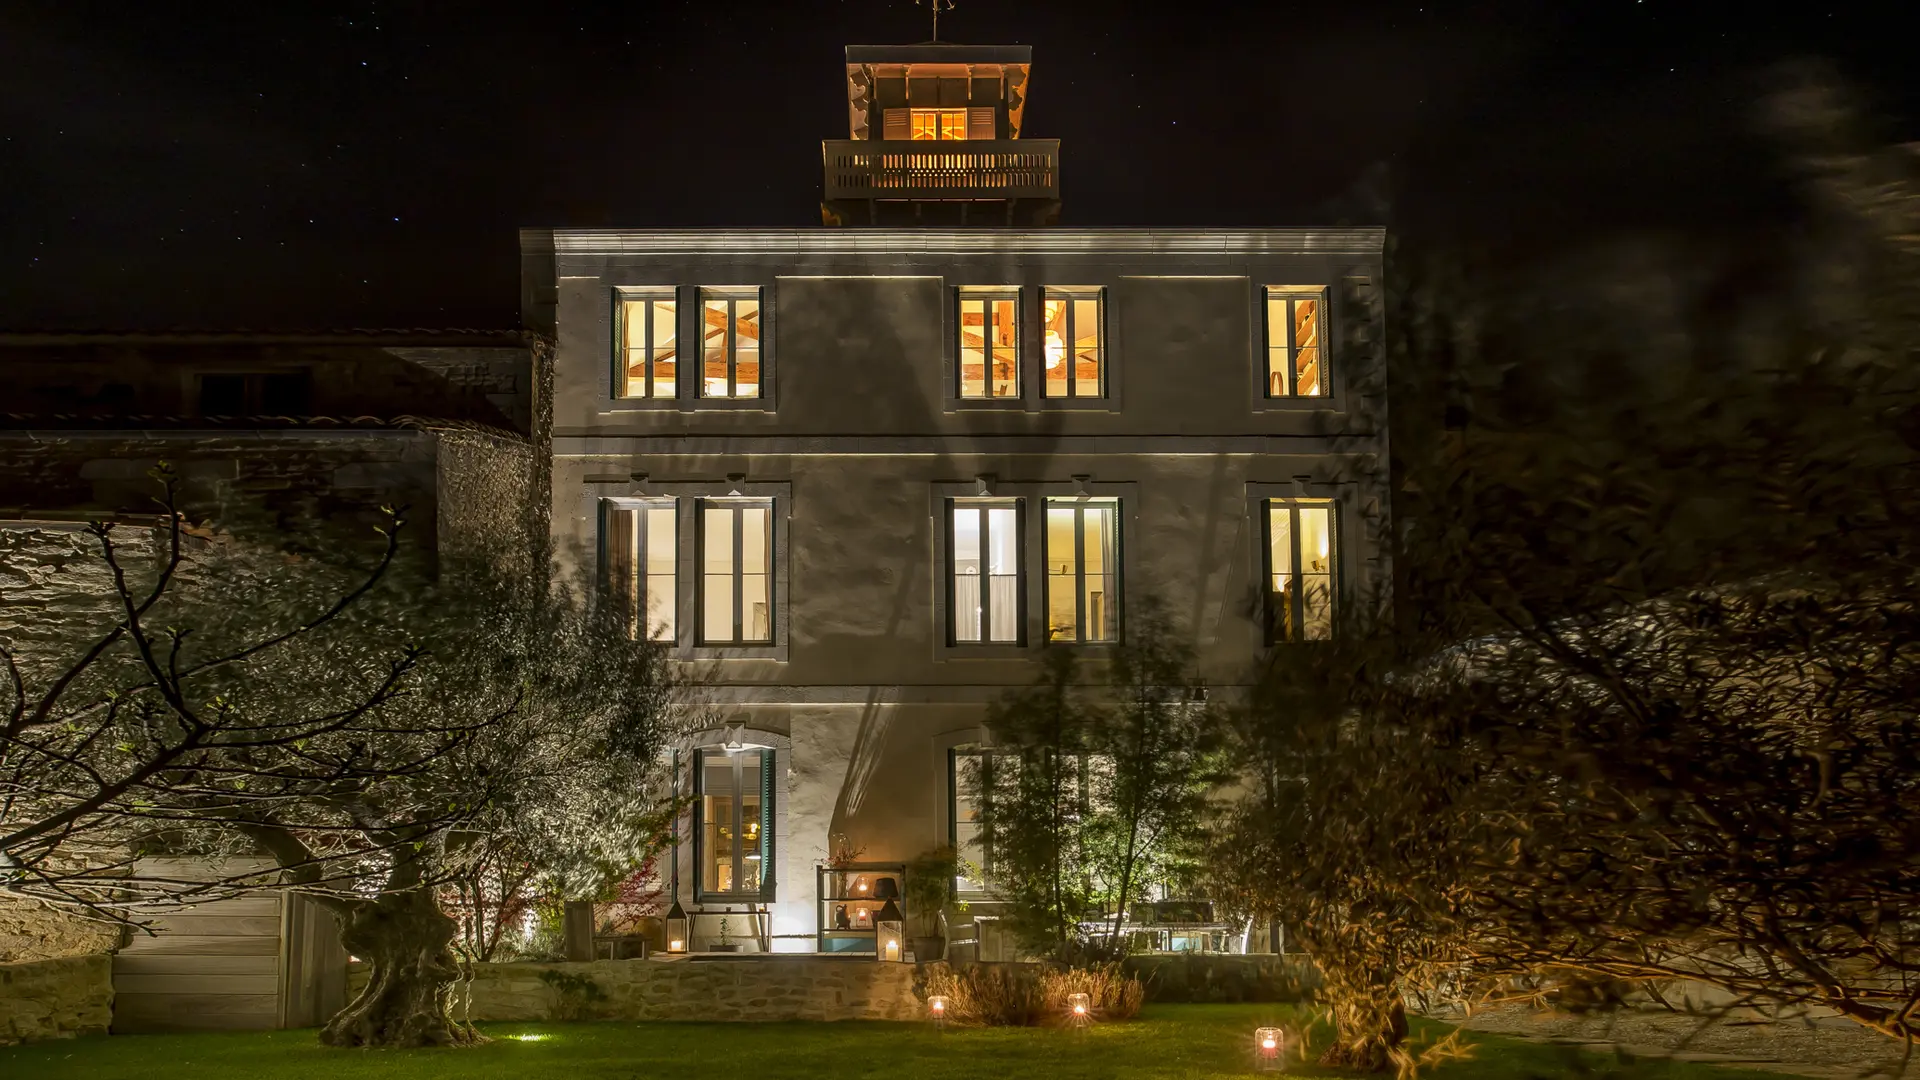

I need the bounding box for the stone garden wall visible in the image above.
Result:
[0,900,123,964]
[0,955,113,1046]
[342,954,1319,1025]
[351,957,924,1022]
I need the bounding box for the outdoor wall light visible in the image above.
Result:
[1254,1027,1286,1071]
[876,898,905,962]
[666,899,689,954]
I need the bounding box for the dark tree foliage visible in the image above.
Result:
[971,602,1225,961]
[1208,70,1920,1069]
[0,473,678,1047]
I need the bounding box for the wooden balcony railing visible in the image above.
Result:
[822,139,1060,202]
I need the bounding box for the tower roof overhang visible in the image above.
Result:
[844,44,1031,65]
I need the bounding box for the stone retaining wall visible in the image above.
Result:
[0,955,113,1046]
[0,900,123,964]
[350,957,924,1022]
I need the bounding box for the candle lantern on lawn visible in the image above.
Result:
[927,994,950,1028]
[1254,1027,1286,1071]
[1067,992,1091,1025]
[875,898,905,962]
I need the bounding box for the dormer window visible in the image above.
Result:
[196,370,311,416]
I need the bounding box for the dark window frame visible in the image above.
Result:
[612,288,679,400]
[1044,497,1124,645]
[955,288,1023,401]
[692,747,776,903]
[194,370,312,417]
[1040,287,1106,400]
[598,498,677,643]
[945,498,1027,647]
[697,287,764,400]
[696,497,776,646]
[1260,286,1331,400]
[1261,499,1340,643]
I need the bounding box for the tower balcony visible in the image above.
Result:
[822,139,1061,213]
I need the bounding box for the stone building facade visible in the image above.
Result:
[523,41,1389,958]
[0,331,539,967]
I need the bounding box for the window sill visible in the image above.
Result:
[945,397,1030,412]
[684,643,787,662]
[936,642,1032,662]
[1033,396,1116,411]
[1042,639,1123,653]
[1251,394,1340,413]
[692,894,778,906]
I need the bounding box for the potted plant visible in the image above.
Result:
[826,833,865,898]
[904,845,958,963]
[710,915,741,953]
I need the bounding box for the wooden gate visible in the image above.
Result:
[111,859,347,1033]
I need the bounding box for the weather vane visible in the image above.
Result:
[918,0,954,42]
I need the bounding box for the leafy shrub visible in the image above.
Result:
[537,968,607,1021]
[501,898,567,962]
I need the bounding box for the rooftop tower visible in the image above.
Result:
[822,43,1060,227]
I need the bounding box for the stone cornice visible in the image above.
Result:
[522,227,1386,257]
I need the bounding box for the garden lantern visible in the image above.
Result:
[665,899,689,955]
[876,898,905,961]
[927,994,949,1029]
[1067,992,1091,1023]
[1255,1027,1286,1072]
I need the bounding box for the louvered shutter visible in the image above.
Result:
[883,108,910,141]
[967,107,995,141]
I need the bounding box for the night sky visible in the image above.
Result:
[3,2,1912,331]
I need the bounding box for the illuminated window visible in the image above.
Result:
[911,108,968,140]
[950,746,1005,895]
[1264,501,1336,641]
[700,288,762,398]
[616,291,677,398]
[699,500,774,645]
[1042,288,1104,398]
[949,499,1023,644]
[953,747,1099,896]
[1045,499,1120,643]
[1263,287,1327,398]
[696,747,774,900]
[958,291,1020,399]
[600,500,677,643]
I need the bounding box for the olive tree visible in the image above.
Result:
[1,472,679,1047]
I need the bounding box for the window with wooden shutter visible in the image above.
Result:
[883,108,910,141]
[967,107,995,141]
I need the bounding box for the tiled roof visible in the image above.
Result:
[0,413,526,441]
[0,329,528,345]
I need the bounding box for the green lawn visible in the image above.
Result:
[1,1005,1800,1079]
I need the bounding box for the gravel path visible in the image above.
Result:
[1446,1004,1917,1079]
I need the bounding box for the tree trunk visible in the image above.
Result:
[320,889,479,1048]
